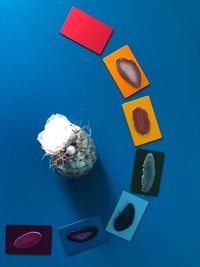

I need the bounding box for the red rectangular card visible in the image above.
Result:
[60,7,113,54]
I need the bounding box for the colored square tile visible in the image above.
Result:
[58,215,108,256]
[106,191,148,241]
[103,45,149,98]
[122,96,162,146]
[5,225,52,255]
[131,149,165,196]
[60,7,113,54]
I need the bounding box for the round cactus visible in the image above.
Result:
[37,114,97,178]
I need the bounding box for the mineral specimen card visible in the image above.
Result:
[60,7,113,54]
[5,225,52,255]
[106,191,148,241]
[58,215,108,256]
[103,45,149,98]
[122,96,162,146]
[131,149,165,196]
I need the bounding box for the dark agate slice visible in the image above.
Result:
[114,203,135,231]
[67,226,98,243]
[141,153,156,193]
[132,107,150,135]
[116,58,141,88]
[13,231,42,249]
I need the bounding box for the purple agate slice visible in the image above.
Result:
[13,231,42,249]
[67,226,98,243]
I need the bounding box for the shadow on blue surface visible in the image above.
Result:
[55,157,114,223]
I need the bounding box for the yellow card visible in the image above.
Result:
[103,45,149,98]
[122,96,162,146]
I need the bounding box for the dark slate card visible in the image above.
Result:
[130,149,165,196]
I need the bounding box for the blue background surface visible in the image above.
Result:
[0,0,200,266]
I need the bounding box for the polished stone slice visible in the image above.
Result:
[13,231,42,249]
[132,107,150,135]
[67,226,98,243]
[113,203,135,231]
[141,153,156,193]
[116,58,141,88]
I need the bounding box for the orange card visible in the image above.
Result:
[103,45,149,98]
[122,96,162,146]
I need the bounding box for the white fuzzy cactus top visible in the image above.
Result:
[37,114,80,155]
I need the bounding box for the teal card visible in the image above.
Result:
[106,191,148,241]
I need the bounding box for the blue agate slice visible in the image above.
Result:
[141,153,156,193]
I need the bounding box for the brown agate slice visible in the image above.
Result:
[116,58,141,88]
[132,107,150,135]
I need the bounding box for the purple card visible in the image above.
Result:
[5,225,52,255]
